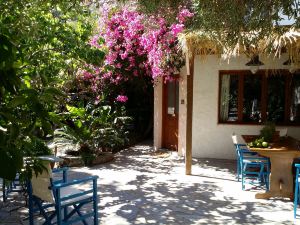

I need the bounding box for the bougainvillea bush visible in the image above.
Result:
[83,6,193,94]
[64,6,193,152]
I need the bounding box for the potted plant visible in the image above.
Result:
[260,122,278,142]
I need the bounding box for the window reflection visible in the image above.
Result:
[219,72,300,125]
[167,81,179,115]
[267,76,285,122]
[243,75,262,122]
[290,74,300,122]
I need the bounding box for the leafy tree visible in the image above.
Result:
[120,0,299,49]
[0,0,105,180]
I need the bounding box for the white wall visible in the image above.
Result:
[192,54,300,159]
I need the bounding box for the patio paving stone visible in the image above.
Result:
[1,141,300,224]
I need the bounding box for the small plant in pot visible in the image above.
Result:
[260,122,277,142]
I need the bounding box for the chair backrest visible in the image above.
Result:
[278,128,288,137]
[232,133,247,145]
[31,161,54,203]
[232,133,250,155]
[232,133,238,145]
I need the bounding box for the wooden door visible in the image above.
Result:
[162,80,179,151]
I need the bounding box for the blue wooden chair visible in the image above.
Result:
[294,163,300,218]
[27,165,99,225]
[238,148,270,190]
[232,134,262,181]
[2,173,22,202]
[234,143,257,181]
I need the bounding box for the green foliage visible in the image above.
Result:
[0,0,104,180]
[54,103,133,159]
[79,143,95,166]
[128,0,299,49]
[93,115,133,152]
[119,0,187,23]
[23,137,53,157]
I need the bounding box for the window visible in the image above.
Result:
[167,80,179,115]
[219,70,300,125]
[243,75,262,122]
[290,75,300,123]
[267,76,285,122]
[219,74,238,121]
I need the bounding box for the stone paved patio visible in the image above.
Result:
[1,142,300,224]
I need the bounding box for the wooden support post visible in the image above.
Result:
[185,54,194,175]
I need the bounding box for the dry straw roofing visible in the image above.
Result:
[179,28,300,62]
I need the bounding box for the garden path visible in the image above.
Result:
[1,141,299,224]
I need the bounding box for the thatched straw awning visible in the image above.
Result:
[179,28,300,63]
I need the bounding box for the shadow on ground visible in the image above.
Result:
[85,143,295,225]
[2,141,296,225]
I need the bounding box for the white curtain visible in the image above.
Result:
[291,86,300,121]
[220,75,230,121]
[294,86,300,104]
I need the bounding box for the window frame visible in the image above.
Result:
[218,70,299,126]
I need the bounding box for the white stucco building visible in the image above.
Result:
[153,53,300,159]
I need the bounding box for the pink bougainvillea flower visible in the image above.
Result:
[89,35,101,48]
[177,8,194,23]
[94,95,101,105]
[77,6,194,96]
[170,24,184,36]
[116,95,128,103]
[115,63,122,68]
[120,52,128,60]
[82,71,94,80]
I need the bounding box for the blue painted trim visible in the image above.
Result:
[52,167,69,173]
[53,176,98,188]
[27,170,99,225]
[93,178,99,225]
[294,165,300,218]
[27,180,34,225]
[238,148,270,190]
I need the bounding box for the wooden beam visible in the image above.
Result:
[185,54,195,175]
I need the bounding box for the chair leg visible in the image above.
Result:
[295,180,299,218]
[237,158,240,181]
[27,181,34,225]
[242,172,245,190]
[64,206,68,221]
[93,179,99,225]
[242,163,246,190]
[33,197,53,225]
[74,206,89,225]
[2,179,6,202]
[63,202,85,222]
[259,164,265,185]
[55,190,62,225]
